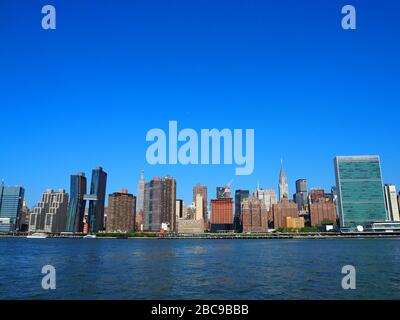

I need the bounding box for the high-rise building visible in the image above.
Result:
[294,179,309,210]
[143,176,176,232]
[241,197,268,233]
[29,189,69,233]
[234,190,249,231]
[210,198,234,232]
[136,170,146,231]
[254,188,277,211]
[87,167,108,233]
[309,200,337,227]
[19,201,30,232]
[334,156,388,229]
[193,184,208,223]
[195,194,204,221]
[176,199,183,219]
[106,189,136,233]
[0,184,25,232]
[279,161,289,201]
[272,195,298,229]
[384,184,400,222]
[137,170,145,214]
[65,173,87,233]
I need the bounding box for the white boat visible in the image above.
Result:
[27,233,48,239]
[83,234,97,239]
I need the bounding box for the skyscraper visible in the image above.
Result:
[0,184,25,232]
[241,197,268,233]
[279,161,289,201]
[234,189,249,231]
[193,184,208,223]
[29,189,69,233]
[143,176,176,232]
[384,184,400,222]
[294,179,308,210]
[254,188,277,211]
[334,156,388,229]
[137,170,145,214]
[65,173,87,233]
[164,176,177,232]
[176,199,183,219]
[195,194,204,221]
[210,198,234,232]
[136,170,146,231]
[106,189,136,233]
[87,166,108,233]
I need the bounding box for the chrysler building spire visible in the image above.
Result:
[279,160,289,201]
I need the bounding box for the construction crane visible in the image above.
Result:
[222,179,234,198]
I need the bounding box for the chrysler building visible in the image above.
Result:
[279,160,289,201]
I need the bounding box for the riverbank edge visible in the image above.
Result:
[2,233,400,240]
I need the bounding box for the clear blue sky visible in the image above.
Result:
[1,0,399,207]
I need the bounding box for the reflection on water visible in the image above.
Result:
[0,238,400,300]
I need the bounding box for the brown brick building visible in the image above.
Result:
[211,198,233,232]
[241,198,268,233]
[309,200,337,227]
[272,195,298,229]
[310,188,325,203]
[106,189,136,233]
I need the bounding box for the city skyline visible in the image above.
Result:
[1,1,400,210]
[2,155,399,211]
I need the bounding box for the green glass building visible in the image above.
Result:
[334,156,388,229]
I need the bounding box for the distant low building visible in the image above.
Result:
[285,216,305,229]
[309,200,337,227]
[384,184,400,222]
[177,219,204,234]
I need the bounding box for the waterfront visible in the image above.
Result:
[1,238,400,300]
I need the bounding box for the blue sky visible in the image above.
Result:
[1,0,399,207]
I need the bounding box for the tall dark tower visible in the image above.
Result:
[65,173,87,233]
[88,166,107,233]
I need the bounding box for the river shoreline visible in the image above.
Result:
[2,232,400,240]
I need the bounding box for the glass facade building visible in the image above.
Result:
[0,185,25,232]
[65,173,87,233]
[334,156,388,229]
[88,167,107,233]
[234,190,249,231]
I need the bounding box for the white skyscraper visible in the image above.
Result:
[254,189,277,211]
[279,160,289,201]
[384,184,400,222]
[195,194,204,221]
[137,170,145,213]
